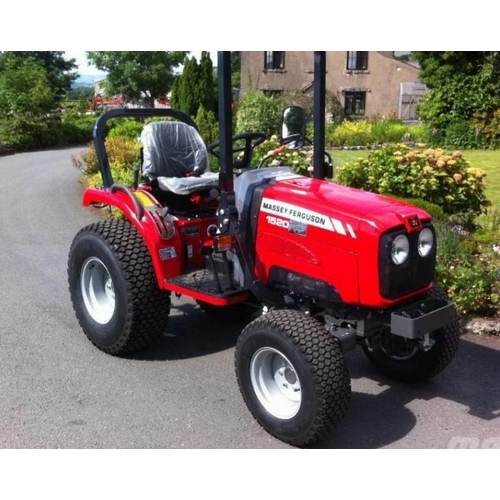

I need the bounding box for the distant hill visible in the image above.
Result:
[73,73,107,88]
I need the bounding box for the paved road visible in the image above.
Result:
[1,147,499,449]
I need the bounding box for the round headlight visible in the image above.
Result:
[418,228,434,257]
[391,234,410,265]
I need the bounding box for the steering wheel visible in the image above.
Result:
[207,132,267,169]
[281,133,304,148]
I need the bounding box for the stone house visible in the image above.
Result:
[240,51,425,120]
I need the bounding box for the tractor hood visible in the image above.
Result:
[266,176,432,242]
[257,176,434,307]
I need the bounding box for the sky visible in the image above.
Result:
[64,51,101,75]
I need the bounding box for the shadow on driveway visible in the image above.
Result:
[128,301,500,448]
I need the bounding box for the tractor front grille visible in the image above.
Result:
[378,224,436,300]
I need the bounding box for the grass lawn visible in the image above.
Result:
[463,151,500,209]
[330,148,500,210]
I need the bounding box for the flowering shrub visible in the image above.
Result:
[437,258,500,317]
[335,144,490,215]
[434,221,500,317]
[253,136,313,176]
[72,136,140,187]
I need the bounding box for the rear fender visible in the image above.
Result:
[82,187,182,287]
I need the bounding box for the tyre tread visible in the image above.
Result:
[68,218,170,355]
[236,309,351,446]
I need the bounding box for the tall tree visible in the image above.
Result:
[170,53,217,117]
[86,51,187,106]
[0,57,58,148]
[171,56,199,116]
[413,51,500,129]
[197,51,216,112]
[0,51,77,99]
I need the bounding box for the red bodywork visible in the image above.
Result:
[83,187,247,306]
[83,174,432,310]
[254,177,432,309]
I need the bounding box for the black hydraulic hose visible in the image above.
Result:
[110,184,145,221]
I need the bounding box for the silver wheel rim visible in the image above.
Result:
[382,340,419,361]
[387,348,419,361]
[250,347,301,419]
[80,257,116,324]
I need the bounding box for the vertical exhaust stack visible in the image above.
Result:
[313,51,326,180]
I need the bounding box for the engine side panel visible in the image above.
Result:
[252,178,435,308]
[254,187,361,305]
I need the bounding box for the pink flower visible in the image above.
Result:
[271,159,281,166]
[453,173,463,182]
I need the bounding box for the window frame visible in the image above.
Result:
[264,51,285,71]
[346,51,368,71]
[344,91,367,117]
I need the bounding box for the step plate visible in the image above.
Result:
[164,268,248,301]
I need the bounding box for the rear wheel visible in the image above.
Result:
[235,309,351,447]
[363,286,460,382]
[68,218,170,355]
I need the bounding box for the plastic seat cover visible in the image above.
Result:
[141,121,219,195]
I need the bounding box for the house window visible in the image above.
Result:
[346,51,368,71]
[345,91,366,116]
[264,51,285,70]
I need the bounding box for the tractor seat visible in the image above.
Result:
[141,121,219,195]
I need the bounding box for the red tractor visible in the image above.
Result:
[68,52,460,446]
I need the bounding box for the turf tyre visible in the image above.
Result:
[363,286,460,382]
[235,309,351,446]
[68,218,170,355]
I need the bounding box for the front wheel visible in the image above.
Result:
[235,309,351,447]
[363,286,461,382]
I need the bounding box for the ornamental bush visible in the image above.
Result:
[72,136,140,187]
[253,136,313,175]
[434,221,500,317]
[327,118,415,147]
[235,90,285,137]
[335,144,490,215]
[60,113,96,144]
[107,118,144,141]
[0,115,61,149]
[329,120,373,146]
[442,120,487,150]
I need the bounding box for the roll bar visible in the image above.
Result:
[93,53,328,189]
[93,108,198,188]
